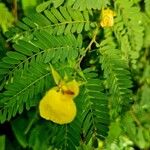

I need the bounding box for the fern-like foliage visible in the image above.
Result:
[0,32,81,88]
[113,13,131,62]
[0,62,52,123]
[121,110,150,149]
[51,118,82,150]
[21,79,87,150]
[39,69,110,149]
[66,0,110,10]
[0,31,82,123]
[99,29,132,118]
[145,0,150,17]
[36,0,110,12]
[114,0,144,68]
[81,69,110,142]
[0,2,14,32]
[0,0,149,149]
[27,117,82,150]
[6,6,90,41]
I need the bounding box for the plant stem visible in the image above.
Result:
[12,0,18,22]
[76,27,99,69]
[130,109,142,127]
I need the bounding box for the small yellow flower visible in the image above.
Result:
[61,80,79,98]
[100,8,115,27]
[39,80,79,124]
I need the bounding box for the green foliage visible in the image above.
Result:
[6,6,90,41]
[21,0,39,15]
[66,0,110,10]
[0,3,14,32]
[81,69,110,142]
[0,0,150,149]
[99,29,132,118]
[0,62,51,122]
[114,0,144,68]
[0,32,82,123]
[0,32,80,80]
[0,135,5,150]
[145,0,150,17]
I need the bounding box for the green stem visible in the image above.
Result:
[75,27,99,69]
[12,0,18,22]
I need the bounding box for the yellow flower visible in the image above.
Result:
[100,8,115,27]
[39,80,79,124]
[61,80,79,98]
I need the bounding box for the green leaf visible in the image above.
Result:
[0,135,5,150]
[50,64,61,85]
[16,21,30,30]
[0,3,14,32]
[81,70,110,142]
[0,63,51,123]
[6,52,27,60]
[2,57,20,64]
[99,29,132,118]
[22,0,38,15]
[36,0,51,13]
[11,117,28,148]
[6,6,90,41]
[53,0,64,8]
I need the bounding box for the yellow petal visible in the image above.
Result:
[100,8,115,27]
[61,80,79,98]
[39,88,76,124]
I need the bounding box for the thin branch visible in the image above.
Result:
[75,27,99,69]
[12,0,18,22]
[130,109,142,127]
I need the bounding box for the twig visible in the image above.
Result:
[76,27,99,68]
[130,109,142,127]
[12,0,18,22]
[24,114,38,134]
